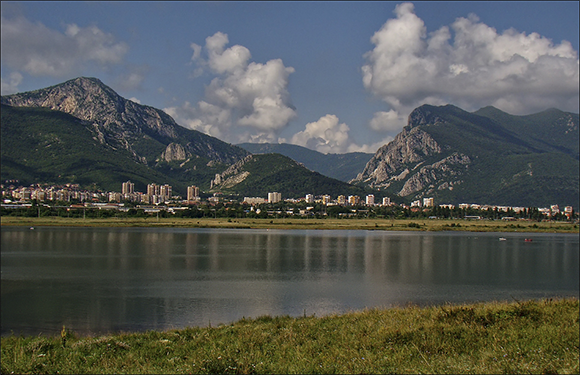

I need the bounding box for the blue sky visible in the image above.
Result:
[2,1,578,154]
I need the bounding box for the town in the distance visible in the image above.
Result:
[1,179,576,222]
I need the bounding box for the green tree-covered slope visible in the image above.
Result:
[237,143,373,182]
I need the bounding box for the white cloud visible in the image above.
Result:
[0,72,23,95]
[204,32,251,74]
[1,15,128,78]
[173,32,297,144]
[362,2,579,133]
[290,115,352,154]
[369,110,406,132]
[128,97,141,104]
[287,114,394,154]
[165,100,229,139]
[346,136,395,154]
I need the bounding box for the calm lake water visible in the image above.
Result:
[1,226,578,337]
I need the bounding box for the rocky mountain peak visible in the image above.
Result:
[351,125,447,190]
[406,104,446,129]
[1,77,249,166]
[1,76,178,139]
[353,103,578,208]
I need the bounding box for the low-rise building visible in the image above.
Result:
[243,197,266,204]
[348,195,360,205]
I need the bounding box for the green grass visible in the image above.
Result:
[2,298,578,374]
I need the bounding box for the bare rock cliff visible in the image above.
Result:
[1,77,178,139]
[159,143,190,162]
[210,155,254,189]
[351,106,471,199]
[1,77,248,165]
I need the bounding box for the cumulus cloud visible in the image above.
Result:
[287,114,389,154]
[171,32,296,144]
[165,100,228,139]
[1,14,128,78]
[173,29,388,154]
[204,32,251,74]
[362,2,579,134]
[369,110,407,132]
[0,72,23,95]
[290,115,350,154]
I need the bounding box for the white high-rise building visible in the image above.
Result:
[147,183,159,196]
[268,192,282,203]
[305,194,314,203]
[366,194,375,206]
[187,186,200,201]
[382,197,391,206]
[160,184,172,200]
[122,181,135,195]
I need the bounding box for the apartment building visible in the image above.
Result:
[268,192,282,203]
[366,194,375,206]
[122,181,134,195]
[187,186,200,201]
[348,195,360,205]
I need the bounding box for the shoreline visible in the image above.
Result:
[1,216,578,233]
[2,298,578,374]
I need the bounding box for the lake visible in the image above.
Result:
[1,226,578,337]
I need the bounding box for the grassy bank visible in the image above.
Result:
[1,298,578,374]
[1,216,578,233]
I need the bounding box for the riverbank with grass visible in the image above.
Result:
[1,298,578,374]
[1,216,578,233]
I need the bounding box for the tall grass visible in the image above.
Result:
[2,298,578,374]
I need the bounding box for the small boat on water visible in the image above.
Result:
[499,237,507,241]
[524,238,533,242]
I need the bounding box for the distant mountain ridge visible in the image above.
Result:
[1,103,174,193]
[352,104,579,208]
[1,77,375,198]
[207,153,372,198]
[237,142,373,182]
[1,77,249,166]
[3,77,578,207]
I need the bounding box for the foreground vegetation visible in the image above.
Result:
[1,298,578,374]
[1,215,578,233]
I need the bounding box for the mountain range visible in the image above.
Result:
[351,104,579,209]
[0,77,372,199]
[1,77,578,208]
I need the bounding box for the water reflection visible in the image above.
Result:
[1,227,578,336]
